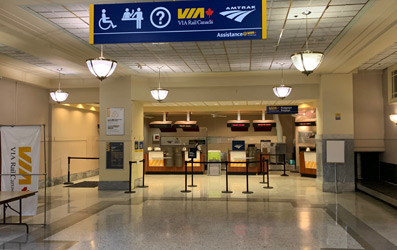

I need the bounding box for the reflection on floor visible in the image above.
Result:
[1,172,396,250]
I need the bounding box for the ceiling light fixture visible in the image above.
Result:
[86,44,117,81]
[150,67,168,102]
[50,68,69,103]
[389,114,397,124]
[273,63,292,99]
[291,11,324,76]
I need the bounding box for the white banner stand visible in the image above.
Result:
[326,140,345,193]
[0,124,47,226]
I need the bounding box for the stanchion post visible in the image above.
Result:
[222,161,232,193]
[242,159,253,194]
[259,154,266,184]
[263,159,273,189]
[188,158,197,188]
[137,159,148,188]
[64,157,73,185]
[125,161,136,194]
[281,154,288,176]
[181,161,191,193]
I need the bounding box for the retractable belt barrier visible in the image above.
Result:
[65,157,99,185]
[125,158,276,194]
[260,153,288,177]
[180,159,274,194]
[125,159,146,194]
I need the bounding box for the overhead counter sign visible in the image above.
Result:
[89,0,266,44]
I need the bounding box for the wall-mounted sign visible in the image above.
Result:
[188,148,197,159]
[153,134,160,142]
[232,140,245,151]
[335,113,341,120]
[106,142,124,169]
[266,105,298,114]
[106,107,124,135]
[89,0,266,44]
[139,141,144,152]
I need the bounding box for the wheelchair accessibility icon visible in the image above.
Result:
[99,9,117,30]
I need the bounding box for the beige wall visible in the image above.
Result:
[353,71,385,151]
[51,105,99,178]
[319,74,354,135]
[0,78,49,179]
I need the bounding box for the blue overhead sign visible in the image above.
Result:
[89,0,266,44]
[266,106,299,114]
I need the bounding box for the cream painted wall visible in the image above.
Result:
[353,71,385,151]
[51,105,99,178]
[319,74,354,135]
[0,78,49,180]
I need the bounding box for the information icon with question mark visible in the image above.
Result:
[150,7,171,29]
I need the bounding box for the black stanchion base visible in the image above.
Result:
[188,185,197,187]
[242,191,254,194]
[222,191,233,194]
[64,182,74,185]
[280,174,289,176]
[137,186,148,188]
[124,191,136,193]
[259,181,267,184]
[180,190,192,193]
[263,187,274,189]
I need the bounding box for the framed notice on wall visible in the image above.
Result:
[106,107,124,135]
[106,142,124,169]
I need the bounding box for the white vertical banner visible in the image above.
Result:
[1,126,41,216]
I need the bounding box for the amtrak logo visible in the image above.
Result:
[220,6,256,23]
[234,144,243,149]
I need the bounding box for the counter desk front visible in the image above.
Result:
[145,150,204,174]
[299,151,317,176]
[228,151,261,174]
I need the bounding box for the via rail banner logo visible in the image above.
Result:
[1,126,41,216]
[90,0,266,44]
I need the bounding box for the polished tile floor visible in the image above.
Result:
[1,172,396,250]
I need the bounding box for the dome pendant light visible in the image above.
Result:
[86,44,117,81]
[50,68,69,103]
[291,11,324,76]
[273,63,292,99]
[150,67,169,102]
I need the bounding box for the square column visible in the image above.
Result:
[317,74,355,192]
[98,76,143,190]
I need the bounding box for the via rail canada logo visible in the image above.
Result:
[220,6,256,23]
